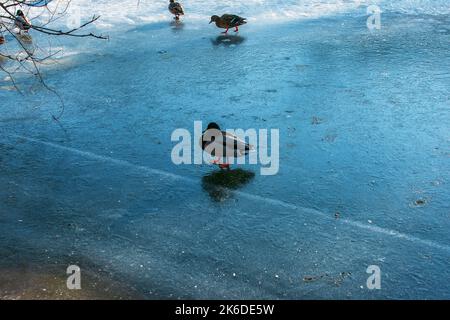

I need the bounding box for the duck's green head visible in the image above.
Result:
[206,122,220,130]
[209,15,219,24]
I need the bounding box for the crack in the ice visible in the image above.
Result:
[5,134,450,255]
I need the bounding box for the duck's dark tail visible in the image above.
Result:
[242,143,255,155]
[230,16,247,26]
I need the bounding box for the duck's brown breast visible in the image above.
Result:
[215,20,228,29]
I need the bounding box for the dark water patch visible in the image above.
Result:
[202,169,255,202]
[311,116,324,125]
[210,35,246,47]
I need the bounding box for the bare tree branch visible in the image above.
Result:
[0,0,107,120]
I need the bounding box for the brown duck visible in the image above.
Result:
[168,0,184,21]
[200,122,254,170]
[209,14,247,34]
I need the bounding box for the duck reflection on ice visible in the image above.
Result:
[0,55,6,67]
[170,20,184,32]
[211,35,246,47]
[202,168,255,202]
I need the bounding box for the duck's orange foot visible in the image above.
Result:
[218,163,230,170]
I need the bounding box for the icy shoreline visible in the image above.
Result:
[1,11,450,299]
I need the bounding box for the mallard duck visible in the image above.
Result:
[200,122,254,169]
[15,10,32,32]
[209,14,247,34]
[168,0,184,21]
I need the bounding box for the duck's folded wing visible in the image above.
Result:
[174,4,184,14]
[222,14,246,26]
[221,14,237,24]
[223,132,254,155]
[169,3,184,14]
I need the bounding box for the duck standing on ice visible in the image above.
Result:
[15,10,32,33]
[209,14,247,34]
[168,0,184,21]
[200,122,254,170]
[0,25,5,45]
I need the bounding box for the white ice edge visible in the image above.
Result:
[3,133,450,255]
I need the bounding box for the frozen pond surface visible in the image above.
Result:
[1,9,450,299]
